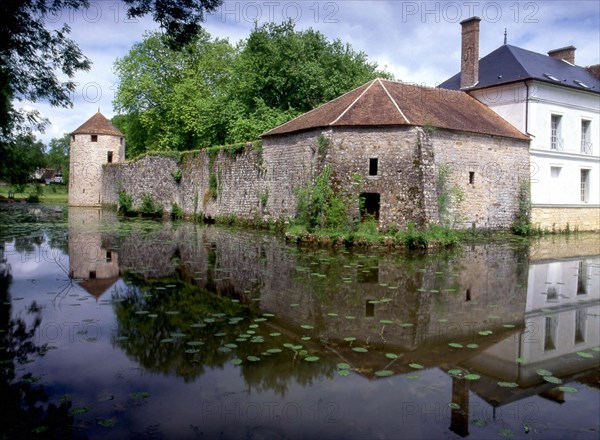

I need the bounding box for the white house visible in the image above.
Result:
[440,17,600,231]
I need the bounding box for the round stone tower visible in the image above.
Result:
[68,112,125,206]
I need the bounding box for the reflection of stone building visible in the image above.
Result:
[68,207,120,298]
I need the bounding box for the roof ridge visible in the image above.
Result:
[262,80,375,136]
[377,78,411,124]
[329,79,378,126]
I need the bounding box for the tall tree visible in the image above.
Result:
[0,0,223,144]
[46,133,70,183]
[113,21,391,154]
[0,134,46,184]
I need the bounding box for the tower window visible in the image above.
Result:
[369,158,378,176]
[469,172,475,184]
[91,135,98,142]
[120,137,124,146]
[107,151,113,163]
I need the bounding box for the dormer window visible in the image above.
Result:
[91,135,98,142]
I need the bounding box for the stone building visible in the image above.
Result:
[261,78,530,229]
[69,111,125,206]
[440,17,600,231]
[100,79,530,230]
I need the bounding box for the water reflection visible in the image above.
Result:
[1,205,597,438]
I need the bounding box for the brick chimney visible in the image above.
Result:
[548,46,576,64]
[460,17,481,89]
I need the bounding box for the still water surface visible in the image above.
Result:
[1,205,599,439]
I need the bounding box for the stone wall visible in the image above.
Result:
[320,126,435,228]
[431,130,530,229]
[531,206,600,232]
[102,126,528,230]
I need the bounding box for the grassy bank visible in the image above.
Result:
[0,184,68,204]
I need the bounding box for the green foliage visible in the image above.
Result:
[171,202,184,220]
[172,168,182,184]
[45,133,70,184]
[259,189,269,207]
[0,134,46,184]
[118,191,133,215]
[436,164,464,227]
[208,173,218,198]
[112,21,388,156]
[140,193,163,217]
[1,0,221,144]
[26,184,43,203]
[512,180,531,236]
[317,134,330,161]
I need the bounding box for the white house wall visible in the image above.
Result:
[471,80,600,231]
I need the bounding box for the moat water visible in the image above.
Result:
[1,205,599,439]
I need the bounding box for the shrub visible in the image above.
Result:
[172,168,182,184]
[140,193,163,217]
[512,180,531,236]
[118,190,133,215]
[171,202,184,219]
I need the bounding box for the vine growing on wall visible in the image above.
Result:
[512,180,531,235]
[436,164,464,227]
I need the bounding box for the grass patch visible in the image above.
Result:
[0,184,67,204]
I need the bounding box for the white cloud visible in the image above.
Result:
[17,0,599,144]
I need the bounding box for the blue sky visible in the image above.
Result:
[25,0,600,144]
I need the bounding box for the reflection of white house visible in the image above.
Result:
[440,18,600,231]
[464,256,599,387]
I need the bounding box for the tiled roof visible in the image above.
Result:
[262,78,528,140]
[439,44,600,93]
[72,111,123,136]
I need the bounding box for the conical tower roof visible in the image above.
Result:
[72,111,123,136]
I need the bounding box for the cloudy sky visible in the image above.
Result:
[25,0,600,144]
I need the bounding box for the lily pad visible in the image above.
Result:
[129,392,150,399]
[304,356,320,362]
[409,363,423,369]
[478,330,493,336]
[385,353,399,359]
[160,338,174,343]
[374,370,394,377]
[515,357,529,364]
[97,418,117,428]
[246,355,261,362]
[343,337,356,342]
[352,347,368,353]
[464,374,481,381]
[497,382,519,388]
[231,358,243,365]
[536,369,553,377]
[266,348,282,354]
[558,386,578,393]
[576,351,593,359]
[466,343,479,349]
[338,369,351,377]
[543,376,562,384]
[448,342,463,348]
[448,369,463,376]
[269,332,282,337]
[337,363,351,370]
[300,324,314,330]
[448,402,461,410]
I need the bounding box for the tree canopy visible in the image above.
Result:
[0,0,221,182]
[113,21,391,156]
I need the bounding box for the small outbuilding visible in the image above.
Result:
[261,78,530,229]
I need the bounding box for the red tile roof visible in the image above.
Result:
[72,111,123,136]
[262,78,528,140]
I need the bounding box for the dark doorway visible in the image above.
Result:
[360,192,380,221]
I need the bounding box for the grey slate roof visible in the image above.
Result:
[439,44,600,93]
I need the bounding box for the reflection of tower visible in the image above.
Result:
[68,111,125,206]
[68,207,120,298]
